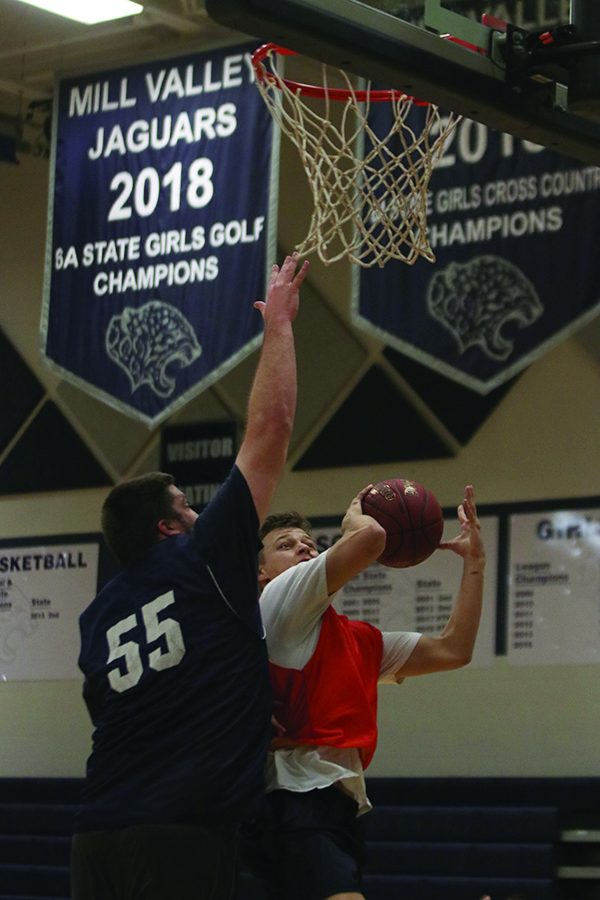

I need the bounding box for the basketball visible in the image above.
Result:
[362,478,444,568]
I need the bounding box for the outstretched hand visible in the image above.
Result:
[254,252,309,324]
[439,485,485,564]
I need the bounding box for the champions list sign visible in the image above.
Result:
[353,110,600,393]
[41,44,278,426]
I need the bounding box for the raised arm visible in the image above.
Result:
[236,254,309,523]
[397,485,485,677]
[325,486,387,595]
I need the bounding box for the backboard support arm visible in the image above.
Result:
[206,0,600,164]
[424,0,490,52]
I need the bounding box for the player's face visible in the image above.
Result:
[165,485,198,534]
[258,527,318,585]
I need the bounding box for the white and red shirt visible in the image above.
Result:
[260,549,421,813]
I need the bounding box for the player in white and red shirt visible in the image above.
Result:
[242,484,485,900]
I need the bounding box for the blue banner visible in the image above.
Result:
[353,107,600,392]
[41,44,278,426]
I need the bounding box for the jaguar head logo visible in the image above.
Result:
[427,255,543,361]
[105,301,202,398]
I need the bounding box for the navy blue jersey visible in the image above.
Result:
[76,466,270,831]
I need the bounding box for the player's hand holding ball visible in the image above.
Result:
[361,478,444,568]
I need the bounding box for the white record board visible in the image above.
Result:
[507,506,600,666]
[0,538,103,681]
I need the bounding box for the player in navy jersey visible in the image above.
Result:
[71,254,309,900]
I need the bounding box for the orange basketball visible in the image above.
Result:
[362,478,444,568]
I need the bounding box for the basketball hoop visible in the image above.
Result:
[252,43,461,268]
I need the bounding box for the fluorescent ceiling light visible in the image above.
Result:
[15,0,144,25]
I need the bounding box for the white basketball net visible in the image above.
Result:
[253,46,461,268]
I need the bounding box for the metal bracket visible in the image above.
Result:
[424,0,491,52]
